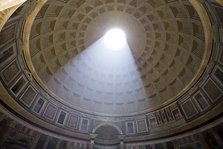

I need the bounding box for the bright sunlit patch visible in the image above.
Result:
[103,28,127,51]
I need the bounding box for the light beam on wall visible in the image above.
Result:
[47,29,150,114]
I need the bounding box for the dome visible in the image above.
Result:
[30,0,206,115]
[0,0,223,148]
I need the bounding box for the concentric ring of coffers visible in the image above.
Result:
[30,0,206,115]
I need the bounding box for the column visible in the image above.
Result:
[120,141,125,149]
[89,133,97,149]
[66,142,72,149]
[210,129,223,147]
[150,144,155,149]
[31,132,41,149]
[197,133,210,149]
[90,140,94,149]
[0,119,16,145]
[171,141,178,149]
[118,134,125,149]
[163,142,167,149]
[55,139,62,149]
[0,112,7,122]
[42,136,50,149]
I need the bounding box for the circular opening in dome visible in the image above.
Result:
[103,28,127,51]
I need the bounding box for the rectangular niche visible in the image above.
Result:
[165,107,174,121]
[1,59,20,84]
[172,108,182,121]
[149,117,157,128]
[43,104,58,121]
[219,44,223,65]
[66,114,79,129]
[181,99,199,119]
[160,109,168,123]
[0,46,13,63]
[79,118,89,132]
[215,7,223,24]
[33,97,46,114]
[203,79,222,103]
[213,66,223,86]
[19,86,37,107]
[0,44,16,68]
[125,121,135,135]
[155,112,163,124]
[57,110,67,125]
[10,75,27,97]
[193,92,210,111]
[136,119,148,133]
[0,23,16,47]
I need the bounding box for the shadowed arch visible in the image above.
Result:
[92,123,123,135]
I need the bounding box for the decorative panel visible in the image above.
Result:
[172,108,182,120]
[160,109,168,123]
[0,44,16,67]
[1,60,20,84]
[219,45,223,64]
[213,66,223,86]
[203,79,222,102]
[193,92,209,111]
[215,6,223,23]
[57,110,67,125]
[155,112,162,124]
[0,46,13,63]
[181,99,199,119]
[149,118,157,128]
[19,86,37,107]
[80,118,89,132]
[126,121,135,134]
[165,107,174,121]
[0,23,16,46]
[66,114,79,129]
[33,97,45,114]
[136,119,148,133]
[10,75,27,96]
[43,104,58,120]
[155,144,164,149]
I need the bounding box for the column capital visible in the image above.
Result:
[90,133,98,139]
[118,134,125,140]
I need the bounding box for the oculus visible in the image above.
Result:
[103,28,127,51]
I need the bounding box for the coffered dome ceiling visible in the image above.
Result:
[29,0,206,115]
